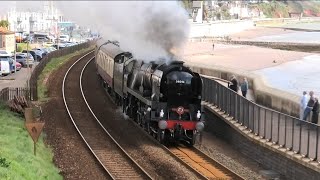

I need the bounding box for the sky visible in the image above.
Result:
[1,1,190,62]
[0,1,45,15]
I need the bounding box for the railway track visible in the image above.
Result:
[62,51,152,180]
[165,144,244,180]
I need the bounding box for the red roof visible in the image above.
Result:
[0,27,14,34]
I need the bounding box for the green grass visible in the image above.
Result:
[0,103,63,180]
[37,47,93,101]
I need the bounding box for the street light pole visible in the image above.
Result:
[26,41,30,90]
[14,50,16,74]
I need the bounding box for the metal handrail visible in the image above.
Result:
[202,76,320,161]
[202,75,319,126]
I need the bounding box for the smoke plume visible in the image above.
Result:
[56,1,190,62]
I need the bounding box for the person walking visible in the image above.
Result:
[303,91,315,121]
[240,77,249,98]
[229,75,238,93]
[300,91,308,120]
[312,97,319,124]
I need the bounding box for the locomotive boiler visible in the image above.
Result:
[95,38,204,145]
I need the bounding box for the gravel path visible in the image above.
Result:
[42,51,109,180]
[195,132,265,180]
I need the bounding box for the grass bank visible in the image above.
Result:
[0,103,63,179]
[37,47,93,101]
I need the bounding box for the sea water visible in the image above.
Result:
[254,54,320,96]
[251,22,320,97]
[253,22,320,43]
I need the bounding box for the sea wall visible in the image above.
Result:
[186,62,301,118]
[189,20,255,38]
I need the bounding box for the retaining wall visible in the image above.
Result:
[189,20,255,38]
[203,107,320,180]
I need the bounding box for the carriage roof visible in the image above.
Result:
[96,38,124,59]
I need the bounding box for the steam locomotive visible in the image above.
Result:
[95,39,204,146]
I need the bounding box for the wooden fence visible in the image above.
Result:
[0,41,94,104]
[0,87,31,102]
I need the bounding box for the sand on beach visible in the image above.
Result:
[180,41,312,71]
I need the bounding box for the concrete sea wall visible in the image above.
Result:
[189,20,255,38]
[186,62,301,118]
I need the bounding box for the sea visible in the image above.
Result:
[253,22,320,97]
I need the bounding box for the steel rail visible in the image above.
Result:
[62,51,152,179]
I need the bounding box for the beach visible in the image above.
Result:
[182,25,320,97]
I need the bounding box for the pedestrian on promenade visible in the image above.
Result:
[228,75,238,93]
[240,77,249,97]
[312,97,319,124]
[300,91,308,120]
[303,91,315,121]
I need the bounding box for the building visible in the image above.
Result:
[0,27,15,53]
[6,1,65,36]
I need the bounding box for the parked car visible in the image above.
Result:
[46,47,57,53]
[15,62,22,71]
[52,43,66,50]
[22,50,42,61]
[33,49,44,60]
[34,37,49,43]
[34,48,49,56]
[15,53,34,67]
[0,54,13,76]
[0,50,9,55]
[59,35,69,42]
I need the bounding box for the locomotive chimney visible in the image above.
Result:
[121,55,125,62]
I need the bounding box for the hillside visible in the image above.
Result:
[251,1,320,18]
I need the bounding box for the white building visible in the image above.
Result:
[6,1,65,35]
[228,1,251,19]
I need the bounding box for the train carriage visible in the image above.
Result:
[95,39,204,146]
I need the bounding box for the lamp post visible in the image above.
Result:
[14,49,16,74]
[26,41,30,90]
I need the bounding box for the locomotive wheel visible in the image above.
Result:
[136,112,141,125]
[157,129,165,144]
[146,123,151,135]
[187,131,196,147]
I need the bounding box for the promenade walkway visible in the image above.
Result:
[201,76,320,172]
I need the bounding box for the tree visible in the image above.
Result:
[0,20,9,29]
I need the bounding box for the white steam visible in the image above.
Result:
[56,1,190,61]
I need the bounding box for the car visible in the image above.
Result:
[21,50,42,61]
[33,48,48,57]
[34,37,49,43]
[59,35,70,42]
[15,62,22,71]
[52,43,66,50]
[0,50,9,55]
[46,47,57,53]
[15,53,34,67]
[32,49,44,60]
[0,54,13,75]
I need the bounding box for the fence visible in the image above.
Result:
[29,41,93,100]
[202,76,320,162]
[0,87,31,102]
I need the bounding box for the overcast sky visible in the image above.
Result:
[0,1,45,15]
